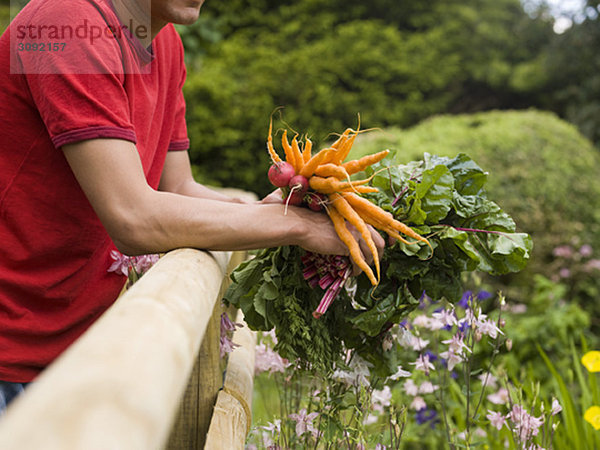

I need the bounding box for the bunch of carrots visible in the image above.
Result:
[266,119,430,289]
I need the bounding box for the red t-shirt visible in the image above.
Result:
[0,0,189,382]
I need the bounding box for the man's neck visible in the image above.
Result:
[111,0,157,47]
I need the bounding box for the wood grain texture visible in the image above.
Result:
[0,248,230,450]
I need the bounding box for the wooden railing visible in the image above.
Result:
[0,248,255,450]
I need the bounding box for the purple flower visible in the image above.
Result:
[415,408,438,428]
[477,290,493,301]
[457,291,473,309]
[553,245,574,259]
[219,312,242,358]
[579,244,593,257]
[254,343,290,374]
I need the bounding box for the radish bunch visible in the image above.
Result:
[268,161,327,211]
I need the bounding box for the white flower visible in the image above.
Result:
[371,386,392,413]
[478,372,498,389]
[440,348,463,371]
[389,365,411,380]
[477,318,503,339]
[432,308,457,328]
[410,396,427,411]
[551,398,562,416]
[410,354,436,374]
[410,336,430,351]
[418,381,439,394]
[412,314,430,328]
[442,333,471,356]
[403,379,419,396]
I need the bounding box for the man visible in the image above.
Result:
[0,0,383,411]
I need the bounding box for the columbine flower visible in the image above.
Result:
[418,381,439,394]
[440,348,463,371]
[288,409,319,438]
[403,379,419,396]
[432,308,457,328]
[551,398,562,416]
[478,372,498,390]
[487,387,510,405]
[486,410,507,430]
[410,396,427,411]
[254,343,289,374]
[220,312,242,358]
[477,318,503,339]
[371,386,392,413]
[389,365,411,381]
[442,333,471,356]
[509,405,543,442]
[410,354,435,374]
[108,250,132,276]
[582,351,600,372]
[332,354,372,387]
[412,314,431,328]
[415,408,438,427]
[133,253,159,274]
[584,406,600,430]
[409,336,430,351]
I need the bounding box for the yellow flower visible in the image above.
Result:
[581,351,600,372]
[584,406,600,430]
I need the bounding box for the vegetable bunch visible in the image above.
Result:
[266,119,430,287]
[225,148,533,376]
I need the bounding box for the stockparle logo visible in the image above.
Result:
[10,0,152,74]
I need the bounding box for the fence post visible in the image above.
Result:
[166,250,249,449]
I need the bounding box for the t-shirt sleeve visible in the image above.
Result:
[168,37,189,152]
[15,1,137,148]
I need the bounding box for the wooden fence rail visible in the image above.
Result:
[0,248,255,450]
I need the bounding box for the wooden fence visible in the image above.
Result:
[0,248,255,450]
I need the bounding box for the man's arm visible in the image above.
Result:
[62,139,371,257]
[158,150,247,203]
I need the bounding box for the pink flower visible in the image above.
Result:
[442,333,471,356]
[288,408,319,438]
[254,343,289,374]
[486,410,507,430]
[553,245,574,258]
[108,250,131,276]
[133,253,159,274]
[579,244,593,257]
[585,259,600,272]
[509,405,543,442]
[477,318,503,339]
[487,387,509,405]
[219,312,242,358]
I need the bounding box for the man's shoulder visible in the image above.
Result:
[13,0,112,25]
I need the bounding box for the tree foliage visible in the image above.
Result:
[184,0,559,194]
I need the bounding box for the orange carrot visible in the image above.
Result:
[338,185,380,194]
[314,163,350,180]
[327,204,377,285]
[291,134,304,172]
[302,138,312,164]
[331,128,353,149]
[331,131,358,165]
[309,176,371,194]
[342,150,390,175]
[267,117,282,164]
[329,193,380,284]
[282,130,296,170]
[299,149,336,178]
[342,192,431,248]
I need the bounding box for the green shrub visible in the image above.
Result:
[350,109,600,301]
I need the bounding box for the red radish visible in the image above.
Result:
[305,192,327,211]
[285,189,305,206]
[268,162,295,188]
[288,175,309,195]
